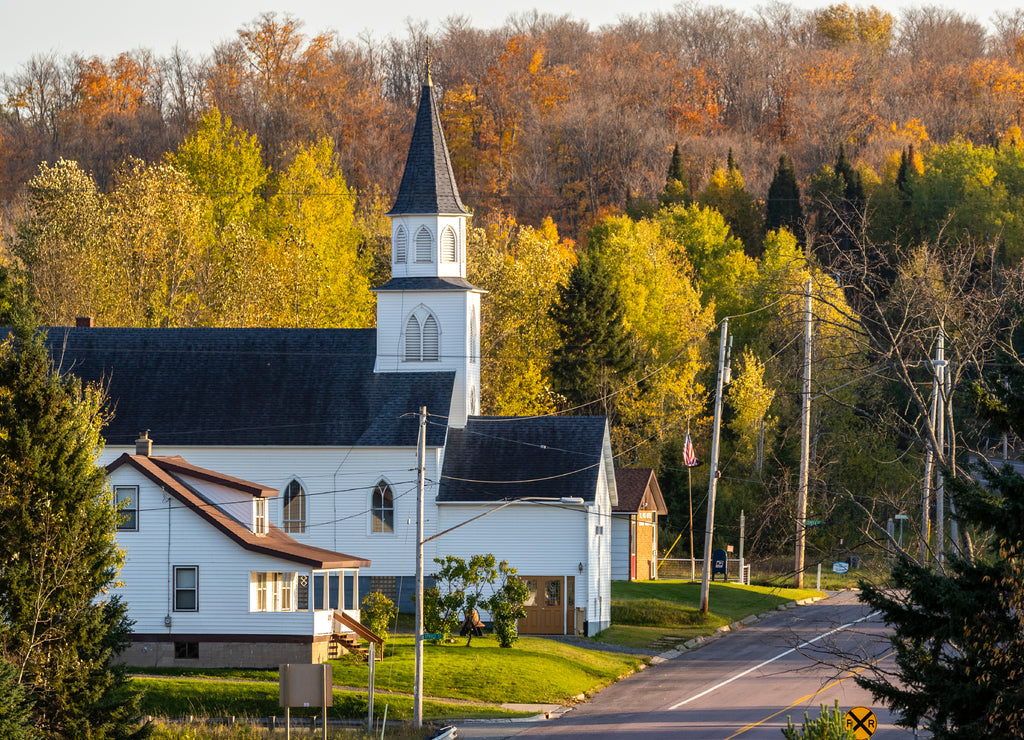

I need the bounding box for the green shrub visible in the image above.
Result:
[486,561,530,648]
[610,598,707,627]
[360,591,396,644]
[782,700,855,740]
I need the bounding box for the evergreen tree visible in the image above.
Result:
[765,154,804,242]
[549,248,637,420]
[0,323,147,740]
[659,143,690,208]
[856,362,1024,737]
[0,658,34,740]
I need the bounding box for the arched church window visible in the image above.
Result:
[404,309,440,362]
[372,481,394,533]
[415,226,433,263]
[441,226,457,262]
[394,225,408,264]
[283,479,306,533]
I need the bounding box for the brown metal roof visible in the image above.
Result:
[613,468,668,515]
[107,453,370,569]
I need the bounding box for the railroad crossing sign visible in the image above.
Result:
[845,706,877,739]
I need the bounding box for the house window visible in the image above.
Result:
[283,479,305,534]
[441,226,457,262]
[394,225,408,264]
[174,642,199,659]
[404,311,440,362]
[415,226,433,262]
[174,566,198,611]
[254,498,267,534]
[251,572,297,612]
[114,485,138,531]
[372,481,394,534]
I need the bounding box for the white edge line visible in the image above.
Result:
[668,610,880,711]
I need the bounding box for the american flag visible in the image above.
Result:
[683,432,699,467]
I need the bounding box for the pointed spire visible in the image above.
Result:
[387,64,467,216]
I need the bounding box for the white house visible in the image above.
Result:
[107,439,369,668]
[50,71,616,654]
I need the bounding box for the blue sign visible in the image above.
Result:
[833,562,849,574]
[711,548,728,580]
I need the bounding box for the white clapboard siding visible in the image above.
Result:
[107,465,346,637]
[101,445,442,576]
[610,514,631,581]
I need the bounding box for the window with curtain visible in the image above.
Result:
[372,480,394,533]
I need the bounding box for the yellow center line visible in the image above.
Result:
[722,651,894,740]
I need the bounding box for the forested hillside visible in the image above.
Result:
[3,3,1024,573]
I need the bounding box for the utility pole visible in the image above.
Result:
[413,406,426,729]
[700,318,729,614]
[935,326,946,571]
[795,278,812,588]
[922,337,939,567]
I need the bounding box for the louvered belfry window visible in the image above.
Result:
[422,315,439,360]
[404,315,421,361]
[415,226,433,262]
[441,226,457,262]
[404,310,440,362]
[394,226,408,263]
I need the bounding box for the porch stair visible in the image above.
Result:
[330,610,385,662]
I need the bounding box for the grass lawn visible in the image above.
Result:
[599,580,825,649]
[135,676,529,722]
[135,633,643,714]
[133,580,826,721]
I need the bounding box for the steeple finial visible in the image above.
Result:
[426,41,433,88]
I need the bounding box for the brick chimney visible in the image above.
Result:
[135,430,152,457]
[75,317,95,328]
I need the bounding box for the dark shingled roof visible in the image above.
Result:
[613,468,668,515]
[108,453,369,568]
[374,277,480,292]
[45,327,453,447]
[387,84,468,216]
[438,416,608,503]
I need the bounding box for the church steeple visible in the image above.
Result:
[374,62,482,429]
[387,76,468,218]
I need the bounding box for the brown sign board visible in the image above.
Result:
[279,663,333,708]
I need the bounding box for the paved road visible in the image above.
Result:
[457,592,918,739]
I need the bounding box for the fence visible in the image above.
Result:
[657,558,750,585]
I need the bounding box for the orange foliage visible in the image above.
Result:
[74,54,152,122]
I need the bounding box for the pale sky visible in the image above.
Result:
[0,0,1011,76]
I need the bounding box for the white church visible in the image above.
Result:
[51,72,617,668]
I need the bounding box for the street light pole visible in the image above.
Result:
[795,278,812,588]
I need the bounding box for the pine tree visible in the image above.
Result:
[549,248,637,420]
[660,143,690,208]
[0,323,147,740]
[856,362,1024,737]
[765,154,804,242]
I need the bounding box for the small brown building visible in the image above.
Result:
[612,469,668,581]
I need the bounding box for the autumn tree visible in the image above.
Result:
[9,159,106,325]
[469,217,575,415]
[166,108,267,233]
[267,137,372,328]
[0,324,146,739]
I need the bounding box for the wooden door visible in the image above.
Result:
[518,576,566,634]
